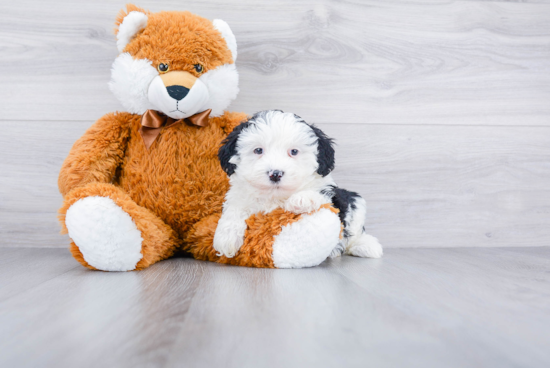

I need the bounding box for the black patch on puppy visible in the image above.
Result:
[218,121,252,176]
[219,111,282,175]
[322,186,360,237]
[310,124,335,176]
[292,114,335,177]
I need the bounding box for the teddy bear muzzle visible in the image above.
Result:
[148,70,210,120]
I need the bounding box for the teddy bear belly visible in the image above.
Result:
[118,162,228,237]
[116,126,230,238]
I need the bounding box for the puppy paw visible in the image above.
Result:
[346,234,383,259]
[329,242,345,259]
[213,220,246,258]
[284,191,325,214]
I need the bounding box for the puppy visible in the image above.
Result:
[214,110,383,259]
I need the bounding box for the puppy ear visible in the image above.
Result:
[114,5,149,53]
[218,121,251,176]
[310,125,335,176]
[213,19,237,62]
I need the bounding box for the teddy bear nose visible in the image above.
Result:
[269,170,284,183]
[166,85,190,101]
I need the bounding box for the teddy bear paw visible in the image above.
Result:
[65,196,143,271]
[272,207,341,268]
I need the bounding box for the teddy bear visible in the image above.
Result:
[57,5,344,271]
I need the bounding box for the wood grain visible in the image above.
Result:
[0,248,78,302]
[0,121,89,247]
[0,247,549,368]
[1,0,550,249]
[0,0,549,125]
[1,120,550,248]
[1,2,549,366]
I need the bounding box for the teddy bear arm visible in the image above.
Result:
[212,111,249,134]
[184,205,342,269]
[58,112,133,197]
[184,213,276,268]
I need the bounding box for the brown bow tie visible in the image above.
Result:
[139,109,212,149]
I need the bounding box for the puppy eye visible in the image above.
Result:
[158,63,169,73]
[194,64,204,74]
[254,148,263,155]
[289,149,299,156]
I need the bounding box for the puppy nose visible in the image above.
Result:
[269,170,284,183]
[166,85,190,101]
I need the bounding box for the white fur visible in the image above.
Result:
[347,234,384,258]
[230,111,326,198]
[214,111,336,258]
[116,11,148,53]
[213,19,237,61]
[109,16,239,118]
[330,196,383,259]
[65,197,143,271]
[345,197,383,258]
[213,206,249,258]
[272,208,341,268]
[109,57,238,118]
[284,190,326,214]
[214,110,383,264]
[109,53,158,114]
[148,77,210,120]
[199,63,239,117]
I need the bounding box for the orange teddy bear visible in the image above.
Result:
[58,5,343,271]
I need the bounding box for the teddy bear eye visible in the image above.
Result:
[194,64,204,73]
[254,148,263,155]
[158,63,169,73]
[289,149,299,156]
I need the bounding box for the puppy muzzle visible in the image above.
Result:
[148,71,209,120]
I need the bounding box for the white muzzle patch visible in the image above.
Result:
[147,77,210,120]
[109,54,239,118]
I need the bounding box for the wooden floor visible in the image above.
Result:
[1,247,549,368]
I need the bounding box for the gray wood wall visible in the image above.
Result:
[1,0,549,248]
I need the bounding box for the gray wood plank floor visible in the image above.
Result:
[1,247,549,368]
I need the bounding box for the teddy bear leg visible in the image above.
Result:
[183,213,224,263]
[270,206,342,269]
[183,213,278,268]
[185,207,342,269]
[59,183,180,271]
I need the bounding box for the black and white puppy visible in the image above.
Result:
[214,110,383,260]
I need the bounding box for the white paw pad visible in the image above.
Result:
[65,196,143,271]
[272,208,341,268]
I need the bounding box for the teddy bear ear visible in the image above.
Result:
[213,19,237,62]
[114,4,149,53]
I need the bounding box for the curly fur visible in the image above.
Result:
[213,110,383,261]
[58,6,360,270]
